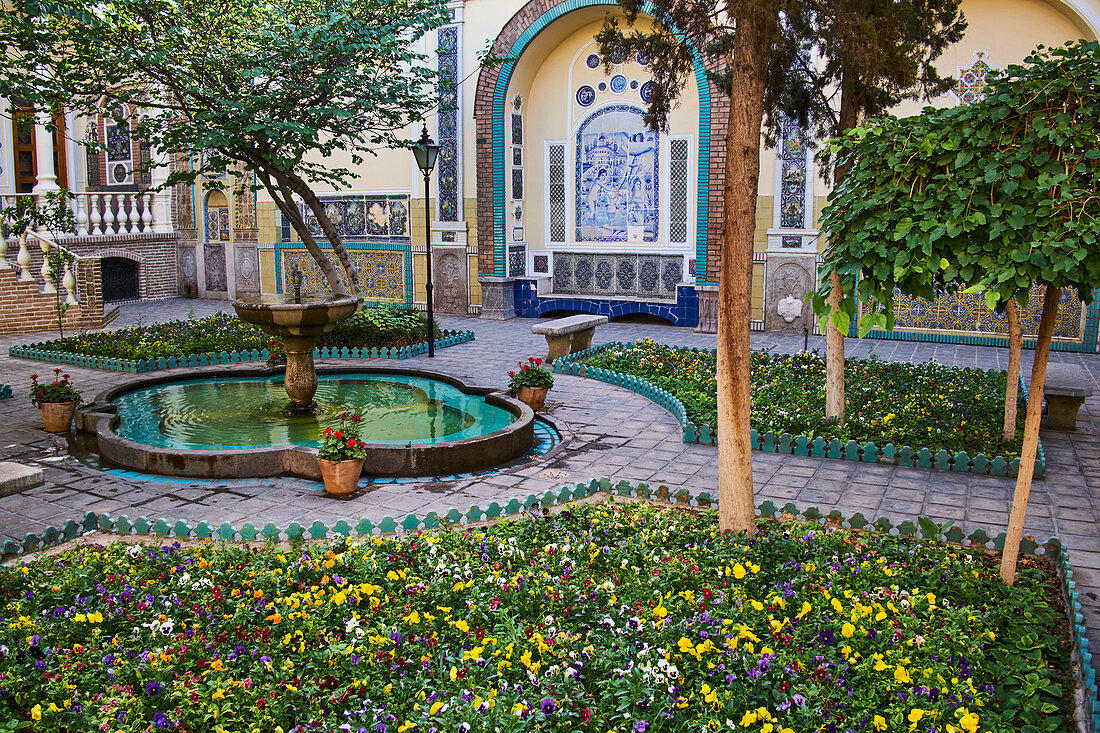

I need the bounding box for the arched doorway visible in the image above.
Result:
[100,257,140,302]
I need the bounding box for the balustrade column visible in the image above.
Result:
[31,110,60,236]
[16,233,34,281]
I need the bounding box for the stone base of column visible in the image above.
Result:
[477,276,516,320]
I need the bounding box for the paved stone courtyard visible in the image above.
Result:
[1,299,1099,667]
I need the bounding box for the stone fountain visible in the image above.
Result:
[233,267,360,410]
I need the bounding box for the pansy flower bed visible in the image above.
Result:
[20,306,438,362]
[0,502,1073,733]
[584,339,1027,460]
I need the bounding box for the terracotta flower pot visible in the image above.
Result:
[516,386,549,412]
[39,401,78,433]
[318,457,365,495]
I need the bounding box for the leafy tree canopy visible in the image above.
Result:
[0,0,452,293]
[814,40,1100,336]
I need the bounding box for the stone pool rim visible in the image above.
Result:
[78,365,536,480]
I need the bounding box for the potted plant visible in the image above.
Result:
[509,357,554,412]
[30,369,82,432]
[317,413,367,495]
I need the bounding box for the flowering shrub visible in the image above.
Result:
[317,413,367,461]
[0,502,1073,733]
[31,307,438,361]
[508,357,554,391]
[28,368,81,406]
[586,339,1027,459]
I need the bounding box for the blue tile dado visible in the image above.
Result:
[513,280,698,327]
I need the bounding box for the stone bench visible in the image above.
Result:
[1043,362,1093,430]
[532,315,608,362]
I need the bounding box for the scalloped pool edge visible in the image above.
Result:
[0,480,1092,730]
[7,330,476,373]
[554,342,1046,478]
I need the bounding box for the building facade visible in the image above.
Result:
[3,0,1098,351]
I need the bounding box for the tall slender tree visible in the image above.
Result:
[595,0,809,533]
[794,0,967,424]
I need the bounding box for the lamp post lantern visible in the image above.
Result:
[413,125,441,356]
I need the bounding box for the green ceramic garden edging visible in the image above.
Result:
[0,384,12,399]
[553,342,1046,479]
[0,478,1093,731]
[7,330,475,373]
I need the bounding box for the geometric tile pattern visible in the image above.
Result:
[953,50,996,107]
[508,245,526,277]
[548,143,566,242]
[437,26,459,221]
[779,117,807,229]
[279,247,407,301]
[551,253,681,300]
[887,284,1083,340]
[669,138,689,243]
[301,195,410,241]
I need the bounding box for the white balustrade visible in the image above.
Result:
[16,232,34,281]
[88,194,103,236]
[39,239,56,294]
[2,190,168,239]
[0,232,8,270]
[141,193,154,232]
[74,194,89,236]
[127,194,141,233]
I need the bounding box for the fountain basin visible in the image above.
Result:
[232,293,361,338]
[80,366,535,480]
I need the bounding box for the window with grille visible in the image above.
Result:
[669,138,689,243]
[547,142,566,242]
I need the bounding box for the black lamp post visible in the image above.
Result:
[413,125,441,357]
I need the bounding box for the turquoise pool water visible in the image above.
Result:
[111,374,517,451]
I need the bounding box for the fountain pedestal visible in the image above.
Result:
[232,293,361,410]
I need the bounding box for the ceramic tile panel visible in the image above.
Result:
[437,26,459,222]
[280,248,406,301]
[508,246,526,277]
[779,118,807,229]
[297,195,410,241]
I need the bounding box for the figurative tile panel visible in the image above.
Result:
[437,26,459,222]
[551,253,681,300]
[779,117,807,229]
[105,116,131,162]
[205,207,231,242]
[280,248,406,301]
[301,195,410,241]
[882,285,1083,340]
[575,105,658,243]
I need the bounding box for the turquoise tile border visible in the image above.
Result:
[0,384,11,399]
[273,240,414,307]
[555,341,1045,477]
[8,331,476,374]
[2,483,1092,731]
[490,0,711,279]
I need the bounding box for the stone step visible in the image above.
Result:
[0,462,44,497]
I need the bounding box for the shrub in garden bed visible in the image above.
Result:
[0,502,1073,732]
[585,339,1027,460]
[23,305,440,361]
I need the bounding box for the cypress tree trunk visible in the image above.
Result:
[717,5,771,533]
[1000,286,1059,585]
[1003,297,1021,442]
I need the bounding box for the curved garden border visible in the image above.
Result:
[0,384,11,399]
[0,479,1092,730]
[553,342,1046,478]
[7,330,475,373]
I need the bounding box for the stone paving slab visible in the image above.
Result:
[1,299,1099,681]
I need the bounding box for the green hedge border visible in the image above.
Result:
[554,342,1046,478]
[0,478,1091,730]
[7,330,475,374]
[0,384,11,399]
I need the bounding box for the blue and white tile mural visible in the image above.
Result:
[575,105,658,243]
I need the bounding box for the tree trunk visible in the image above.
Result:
[268,166,361,295]
[1003,297,1021,442]
[717,6,772,534]
[824,75,861,423]
[258,175,348,296]
[824,271,845,422]
[999,286,1059,585]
